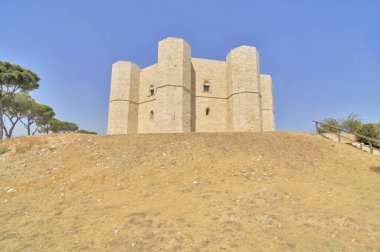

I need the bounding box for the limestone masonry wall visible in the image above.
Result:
[191,58,227,132]
[260,74,275,131]
[107,37,276,134]
[138,64,158,133]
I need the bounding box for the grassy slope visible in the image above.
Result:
[0,132,380,251]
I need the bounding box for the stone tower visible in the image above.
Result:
[260,74,275,131]
[226,46,262,131]
[107,37,275,134]
[156,38,192,132]
[107,61,140,134]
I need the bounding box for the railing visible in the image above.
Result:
[313,120,380,155]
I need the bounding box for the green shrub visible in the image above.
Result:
[76,129,97,135]
[318,118,340,133]
[375,123,380,134]
[357,123,380,148]
[0,146,10,155]
[339,113,363,133]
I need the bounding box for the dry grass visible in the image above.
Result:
[11,136,46,154]
[0,132,379,251]
[342,133,357,141]
[0,146,10,155]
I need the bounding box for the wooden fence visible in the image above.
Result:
[313,120,380,155]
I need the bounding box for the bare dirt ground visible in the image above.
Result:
[0,132,379,251]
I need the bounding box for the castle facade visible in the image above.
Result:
[107,37,275,134]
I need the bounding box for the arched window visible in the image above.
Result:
[203,82,210,92]
[150,110,154,120]
[206,108,210,116]
[149,85,155,96]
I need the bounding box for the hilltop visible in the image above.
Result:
[0,132,379,251]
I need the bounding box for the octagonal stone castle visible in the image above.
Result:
[107,37,275,134]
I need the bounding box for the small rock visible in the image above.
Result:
[7,188,16,193]
[49,145,56,151]
[180,140,190,146]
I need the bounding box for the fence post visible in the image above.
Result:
[369,140,373,154]
[315,121,319,135]
[337,129,341,143]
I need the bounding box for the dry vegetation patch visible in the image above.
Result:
[14,137,45,154]
[0,132,379,251]
[0,146,10,155]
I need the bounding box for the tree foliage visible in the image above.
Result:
[17,95,55,135]
[0,61,40,140]
[2,93,29,138]
[356,123,380,148]
[76,129,97,135]
[0,61,94,139]
[318,118,340,133]
[339,113,363,133]
[39,118,79,134]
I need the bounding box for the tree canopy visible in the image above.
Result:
[2,92,29,138]
[39,118,79,134]
[17,94,55,136]
[0,61,40,140]
[0,61,40,93]
[0,61,97,139]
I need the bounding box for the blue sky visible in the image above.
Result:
[1,0,379,134]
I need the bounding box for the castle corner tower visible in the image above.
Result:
[156,37,192,132]
[107,37,275,134]
[226,46,263,132]
[107,61,140,134]
[260,74,275,131]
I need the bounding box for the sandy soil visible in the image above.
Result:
[0,132,379,251]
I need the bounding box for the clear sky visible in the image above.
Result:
[1,0,379,135]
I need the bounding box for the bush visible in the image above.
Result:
[318,118,340,133]
[0,146,10,155]
[339,113,363,133]
[375,123,380,134]
[76,129,97,135]
[356,123,380,148]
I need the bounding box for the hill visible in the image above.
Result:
[1,132,380,251]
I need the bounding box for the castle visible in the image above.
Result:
[107,37,275,134]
